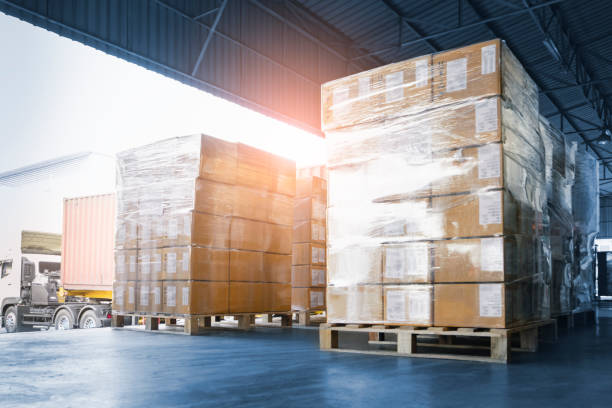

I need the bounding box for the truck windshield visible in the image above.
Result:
[39,262,61,275]
[1,261,12,278]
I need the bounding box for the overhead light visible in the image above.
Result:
[596,128,612,145]
[542,37,562,62]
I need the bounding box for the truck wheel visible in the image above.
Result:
[79,310,100,329]
[4,307,17,333]
[54,310,74,330]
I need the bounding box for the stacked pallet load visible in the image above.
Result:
[292,174,327,325]
[112,134,295,333]
[320,40,553,361]
[540,118,576,317]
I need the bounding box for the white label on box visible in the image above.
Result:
[384,221,404,236]
[313,201,325,220]
[154,218,164,236]
[153,253,162,274]
[168,218,178,239]
[405,243,429,278]
[140,218,151,241]
[415,58,429,88]
[115,286,124,306]
[140,285,149,306]
[167,252,177,274]
[182,287,189,306]
[166,286,176,307]
[117,255,125,276]
[479,191,502,225]
[310,290,324,307]
[311,224,319,241]
[153,287,161,305]
[129,256,136,274]
[182,251,190,273]
[408,290,431,322]
[384,247,403,279]
[319,247,326,264]
[446,58,467,92]
[478,144,501,179]
[129,222,137,239]
[141,254,150,275]
[385,71,404,102]
[128,286,135,304]
[184,214,191,236]
[358,76,370,97]
[333,86,349,106]
[117,224,126,243]
[481,237,504,272]
[311,247,317,264]
[320,225,326,241]
[479,283,503,317]
[386,290,407,322]
[481,44,497,75]
[475,98,498,133]
[312,269,325,285]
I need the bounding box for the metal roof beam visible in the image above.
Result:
[194,7,220,21]
[351,0,565,61]
[191,0,228,76]
[540,77,612,94]
[379,0,440,54]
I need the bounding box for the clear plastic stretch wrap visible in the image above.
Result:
[572,147,599,312]
[113,134,295,316]
[322,39,550,328]
[540,117,576,315]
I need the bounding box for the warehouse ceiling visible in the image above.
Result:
[1,0,611,193]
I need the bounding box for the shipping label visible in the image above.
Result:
[479,283,503,317]
[481,44,497,75]
[414,58,429,88]
[408,290,431,322]
[128,286,135,304]
[166,252,177,275]
[386,290,407,322]
[358,76,371,97]
[182,251,190,273]
[481,237,504,272]
[182,287,189,306]
[141,254,150,275]
[129,255,136,274]
[475,98,498,133]
[385,71,404,102]
[167,218,178,239]
[140,286,149,306]
[153,287,161,305]
[479,191,502,225]
[478,143,501,179]
[446,58,467,92]
[310,290,325,308]
[312,269,326,286]
[166,286,176,307]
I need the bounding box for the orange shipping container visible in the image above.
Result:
[61,194,115,292]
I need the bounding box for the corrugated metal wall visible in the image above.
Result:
[0,0,364,135]
[601,197,612,238]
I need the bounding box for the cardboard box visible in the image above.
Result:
[293,220,326,243]
[199,135,237,185]
[383,285,433,325]
[431,143,504,195]
[230,218,292,254]
[137,214,166,249]
[328,245,381,285]
[228,282,291,313]
[115,249,138,281]
[137,248,163,281]
[163,212,194,247]
[291,265,326,288]
[327,285,383,324]
[292,287,326,311]
[296,176,327,200]
[433,280,547,328]
[190,212,230,248]
[115,214,138,250]
[432,39,501,106]
[292,243,326,266]
[112,281,135,313]
[162,246,229,281]
[321,55,433,131]
[382,243,431,284]
[294,197,326,222]
[136,281,163,314]
[162,281,229,315]
[229,251,291,283]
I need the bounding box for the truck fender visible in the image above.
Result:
[52,306,78,327]
[1,298,20,316]
[77,305,99,323]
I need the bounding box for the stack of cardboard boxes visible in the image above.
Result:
[112,135,294,317]
[322,39,550,329]
[291,175,327,315]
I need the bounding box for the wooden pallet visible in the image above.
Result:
[293,310,326,326]
[112,312,292,335]
[320,319,558,363]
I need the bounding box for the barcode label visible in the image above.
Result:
[475,98,498,133]
[479,191,502,225]
[446,58,467,92]
[414,59,429,88]
[479,284,502,317]
[481,237,504,272]
[385,71,404,102]
[481,44,497,75]
[478,144,501,179]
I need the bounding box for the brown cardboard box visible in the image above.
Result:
[163,280,229,315]
[162,246,229,281]
[327,245,382,285]
[294,197,326,222]
[137,248,163,282]
[293,220,326,243]
[382,243,431,284]
[292,243,326,266]
[112,281,136,313]
[163,212,194,247]
[269,154,296,197]
[137,214,166,249]
[229,251,291,283]
[327,285,383,324]
[228,282,291,313]
[230,218,292,254]
[321,55,433,131]
[292,287,326,311]
[137,281,164,314]
[431,143,504,195]
[115,214,138,250]
[199,135,237,185]
[383,285,433,325]
[433,280,546,328]
[291,265,326,288]
[296,176,327,200]
[115,249,138,281]
[194,178,234,216]
[432,39,502,106]
[191,212,230,248]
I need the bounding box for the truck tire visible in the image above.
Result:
[79,310,101,329]
[54,310,74,330]
[4,307,18,333]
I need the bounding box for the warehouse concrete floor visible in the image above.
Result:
[1,311,612,408]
